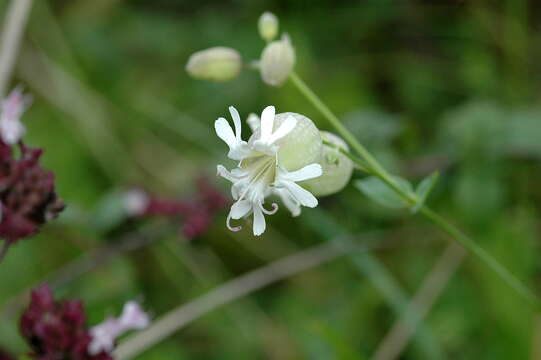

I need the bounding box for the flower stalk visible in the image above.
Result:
[288,71,541,310]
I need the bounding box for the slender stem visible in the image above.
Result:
[114,239,384,359]
[420,207,539,308]
[289,72,414,204]
[0,0,33,97]
[288,71,540,309]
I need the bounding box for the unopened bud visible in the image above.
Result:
[186,47,242,82]
[260,35,295,87]
[258,12,279,42]
[302,132,353,196]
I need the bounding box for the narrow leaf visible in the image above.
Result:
[355,176,412,209]
[412,171,439,213]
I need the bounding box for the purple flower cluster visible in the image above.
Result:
[125,177,229,238]
[0,143,64,244]
[20,285,112,360]
[0,88,64,256]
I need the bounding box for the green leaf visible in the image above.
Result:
[412,171,439,213]
[355,176,412,209]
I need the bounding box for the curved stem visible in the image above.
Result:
[288,71,540,310]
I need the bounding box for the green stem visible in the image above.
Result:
[289,72,417,205]
[288,71,541,310]
[419,207,539,308]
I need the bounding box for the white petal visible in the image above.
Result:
[217,165,238,183]
[276,189,301,217]
[228,106,242,140]
[227,143,250,161]
[247,113,260,132]
[253,205,266,236]
[215,117,236,148]
[283,181,318,208]
[282,163,322,182]
[231,183,243,200]
[230,200,252,219]
[267,115,297,144]
[259,105,275,142]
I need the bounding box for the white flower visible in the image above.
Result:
[89,301,150,355]
[0,87,31,145]
[215,105,322,236]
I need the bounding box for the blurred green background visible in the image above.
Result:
[1,0,541,358]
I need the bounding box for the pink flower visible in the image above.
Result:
[88,301,150,355]
[0,87,31,145]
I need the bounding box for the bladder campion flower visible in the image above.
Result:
[215,105,323,235]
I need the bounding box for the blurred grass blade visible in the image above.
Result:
[302,209,444,360]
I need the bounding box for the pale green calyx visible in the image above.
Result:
[302,131,353,197]
[260,35,295,87]
[185,47,242,82]
[258,12,279,42]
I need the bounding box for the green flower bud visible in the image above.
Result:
[302,131,353,196]
[185,47,242,82]
[260,35,295,87]
[258,12,279,42]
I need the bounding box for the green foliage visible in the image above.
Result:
[0,1,539,359]
[355,176,413,209]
